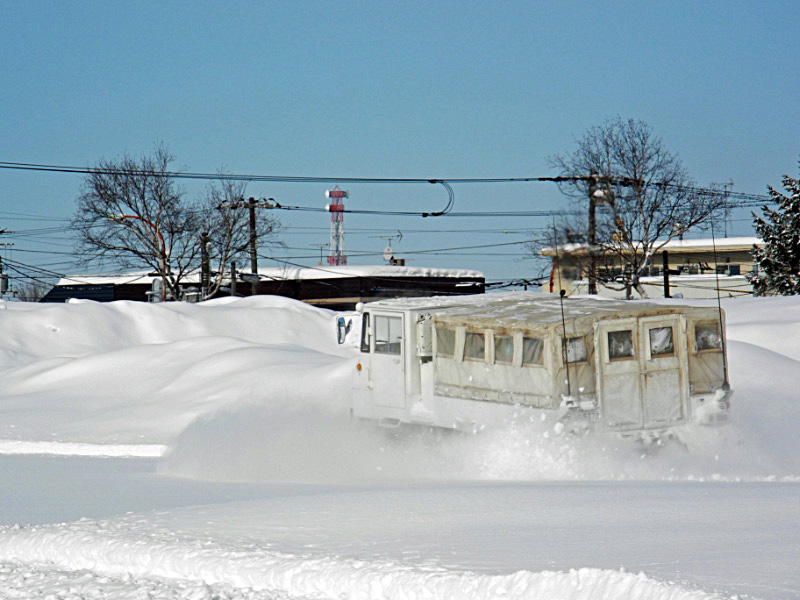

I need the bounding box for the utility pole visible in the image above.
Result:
[587,173,598,295]
[247,197,258,296]
[662,250,671,298]
[230,261,237,297]
[0,242,14,296]
[216,196,277,295]
[200,231,210,300]
[0,255,6,295]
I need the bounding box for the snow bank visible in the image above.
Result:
[0,296,357,445]
[0,295,347,364]
[0,519,724,600]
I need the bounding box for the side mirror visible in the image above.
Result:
[337,317,352,344]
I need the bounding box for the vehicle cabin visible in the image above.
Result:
[352,292,731,434]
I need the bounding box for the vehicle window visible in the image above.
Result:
[436,327,455,358]
[695,322,722,351]
[360,313,370,353]
[464,332,485,361]
[522,337,543,366]
[608,330,634,360]
[494,335,514,364]
[374,315,402,355]
[564,337,587,363]
[649,326,674,356]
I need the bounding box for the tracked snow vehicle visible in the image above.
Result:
[347,292,731,436]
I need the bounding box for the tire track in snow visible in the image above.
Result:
[0,440,166,457]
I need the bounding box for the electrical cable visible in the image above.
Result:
[0,160,773,206]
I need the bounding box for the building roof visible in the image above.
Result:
[541,236,760,257]
[54,265,485,287]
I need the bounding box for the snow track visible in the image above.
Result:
[0,440,166,457]
[0,520,723,600]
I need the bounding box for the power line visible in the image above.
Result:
[260,238,532,260]
[247,200,575,218]
[4,247,82,256]
[282,225,538,234]
[0,160,773,204]
[0,161,594,184]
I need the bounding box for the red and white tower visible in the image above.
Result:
[325,187,348,266]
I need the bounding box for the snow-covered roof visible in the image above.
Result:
[364,291,713,328]
[254,265,484,281]
[541,236,760,256]
[55,265,484,287]
[55,271,157,286]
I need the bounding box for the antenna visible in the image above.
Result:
[316,243,329,265]
[710,180,734,237]
[325,187,348,266]
[369,231,403,264]
[710,222,731,390]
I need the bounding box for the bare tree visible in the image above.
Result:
[72,146,280,301]
[546,117,728,297]
[199,178,281,297]
[72,145,196,299]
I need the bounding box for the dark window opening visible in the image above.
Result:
[360,313,370,353]
[695,322,722,351]
[494,335,513,364]
[436,327,455,358]
[649,326,674,356]
[608,330,634,359]
[563,337,587,363]
[522,337,544,366]
[464,332,486,361]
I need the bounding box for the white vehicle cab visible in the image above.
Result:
[350,292,731,436]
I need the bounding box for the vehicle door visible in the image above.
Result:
[595,319,643,431]
[638,315,687,428]
[369,312,406,409]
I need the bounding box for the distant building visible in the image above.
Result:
[541,236,760,299]
[40,265,485,310]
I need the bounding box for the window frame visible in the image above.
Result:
[493,333,514,365]
[435,326,456,359]
[521,335,545,367]
[360,313,370,353]
[694,321,723,353]
[373,314,403,355]
[607,329,635,361]
[561,335,588,364]
[463,330,487,362]
[648,325,675,357]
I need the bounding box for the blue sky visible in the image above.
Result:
[1,0,799,284]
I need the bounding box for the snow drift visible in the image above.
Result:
[0,296,356,445]
[0,517,725,600]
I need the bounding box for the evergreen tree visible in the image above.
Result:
[750,162,800,295]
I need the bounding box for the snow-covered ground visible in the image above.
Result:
[0,294,798,599]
